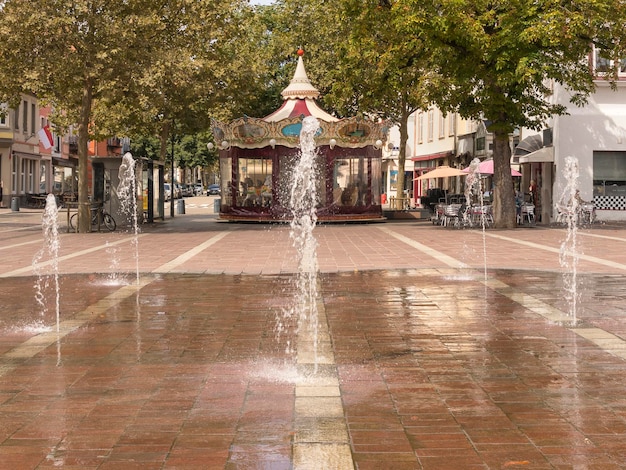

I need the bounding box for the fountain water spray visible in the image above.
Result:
[33,194,61,331]
[464,158,488,280]
[558,156,580,323]
[117,152,140,284]
[285,116,321,370]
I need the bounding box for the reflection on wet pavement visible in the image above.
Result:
[1,269,626,468]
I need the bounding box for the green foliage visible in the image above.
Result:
[402,0,624,226]
[175,132,217,169]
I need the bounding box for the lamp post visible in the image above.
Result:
[170,128,175,218]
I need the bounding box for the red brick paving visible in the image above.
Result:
[2,205,626,468]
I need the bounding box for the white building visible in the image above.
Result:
[404,48,626,222]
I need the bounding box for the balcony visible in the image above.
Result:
[68,136,78,154]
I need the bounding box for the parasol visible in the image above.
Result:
[414,166,466,180]
[463,159,522,177]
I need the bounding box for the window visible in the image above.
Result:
[417,112,424,144]
[448,112,456,137]
[31,103,35,135]
[476,137,486,151]
[427,110,434,142]
[40,163,47,192]
[22,100,28,133]
[593,47,626,77]
[0,103,7,126]
[237,157,273,207]
[332,156,370,206]
[12,154,18,194]
[593,151,626,197]
[438,111,445,139]
[21,158,36,193]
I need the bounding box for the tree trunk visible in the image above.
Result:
[77,79,93,233]
[395,112,410,209]
[158,121,172,217]
[491,132,517,228]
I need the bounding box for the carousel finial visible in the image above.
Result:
[297,48,304,56]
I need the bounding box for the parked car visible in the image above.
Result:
[193,183,203,196]
[173,183,182,199]
[207,184,221,195]
[164,183,172,201]
[181,184,194,197]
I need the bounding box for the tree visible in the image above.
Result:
[328,0,432,207]
[0,0,257,230]
[267,0,431,205]
[396,0,626,227]
[0,0,160,232]
[106,0,256,170]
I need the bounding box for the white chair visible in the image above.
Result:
[521,203,535,225]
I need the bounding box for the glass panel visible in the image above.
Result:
[53,166,63,193]
[27,160,35,193]
[65,167,76,194]
[594,49,611,73]
[40,162,46,192]
[277,154,296,207]
[153,167,163,219]
[11,154,18,194]
[238,157,273,207]
[370,158,382,204]
[333,156,368,206]
[220,156,232,205]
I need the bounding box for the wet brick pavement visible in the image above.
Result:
[2,201,626,469]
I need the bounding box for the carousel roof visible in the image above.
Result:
[211,50,389,150]
[263,52,338,123]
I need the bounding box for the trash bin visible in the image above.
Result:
[213,199,221,213]
[10,197,19,212]
[176,199,185,214]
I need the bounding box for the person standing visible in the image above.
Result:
[529,180,538,206]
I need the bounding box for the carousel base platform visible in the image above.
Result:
[218,214,387,224]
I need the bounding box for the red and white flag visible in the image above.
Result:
[38,125,54,149]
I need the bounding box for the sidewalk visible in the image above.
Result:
[1,204,626,469]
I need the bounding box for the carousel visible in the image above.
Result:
[210,50,389,222]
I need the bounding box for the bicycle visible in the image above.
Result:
[69,204,116,232]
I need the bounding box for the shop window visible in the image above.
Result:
[593,151,626,197]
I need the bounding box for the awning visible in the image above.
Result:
[411,150,453,162]
[514,134,543,155]
[52,156,77,168]
[519,146,554,163]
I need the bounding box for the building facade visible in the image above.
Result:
[403,48,626,223]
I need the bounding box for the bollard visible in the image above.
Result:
[10,197,19,212]
[176,199,185,214]
[213,199,221,213]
